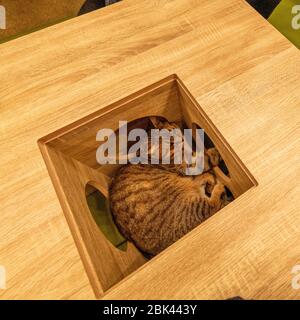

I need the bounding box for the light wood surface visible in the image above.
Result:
[38,75,257,297]
[0,0,299,299]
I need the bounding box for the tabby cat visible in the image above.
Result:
[109,118,230,257]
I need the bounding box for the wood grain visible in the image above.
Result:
[38,75,256,297]
[0,0,84,42]
[0,0,299,299]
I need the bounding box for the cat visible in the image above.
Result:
[109,118,229,257]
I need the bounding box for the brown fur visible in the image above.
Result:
[110,162,226,256]
[109,118,228,256]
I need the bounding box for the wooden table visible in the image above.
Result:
[0,0,299,300]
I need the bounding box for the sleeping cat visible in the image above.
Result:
[109,119,229,257]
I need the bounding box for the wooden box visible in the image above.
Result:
[38,74,257,298]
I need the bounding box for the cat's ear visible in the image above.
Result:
[206,148,221,167]
[149,116,163,129]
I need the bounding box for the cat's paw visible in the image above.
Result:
[213,182,225,195]
[207,148,221,167]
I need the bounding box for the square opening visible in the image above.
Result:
[38,75,257,297]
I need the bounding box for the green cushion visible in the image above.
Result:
[268,0,300,48]
[87,191,127,251]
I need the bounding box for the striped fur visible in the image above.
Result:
[110,159,227,257]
